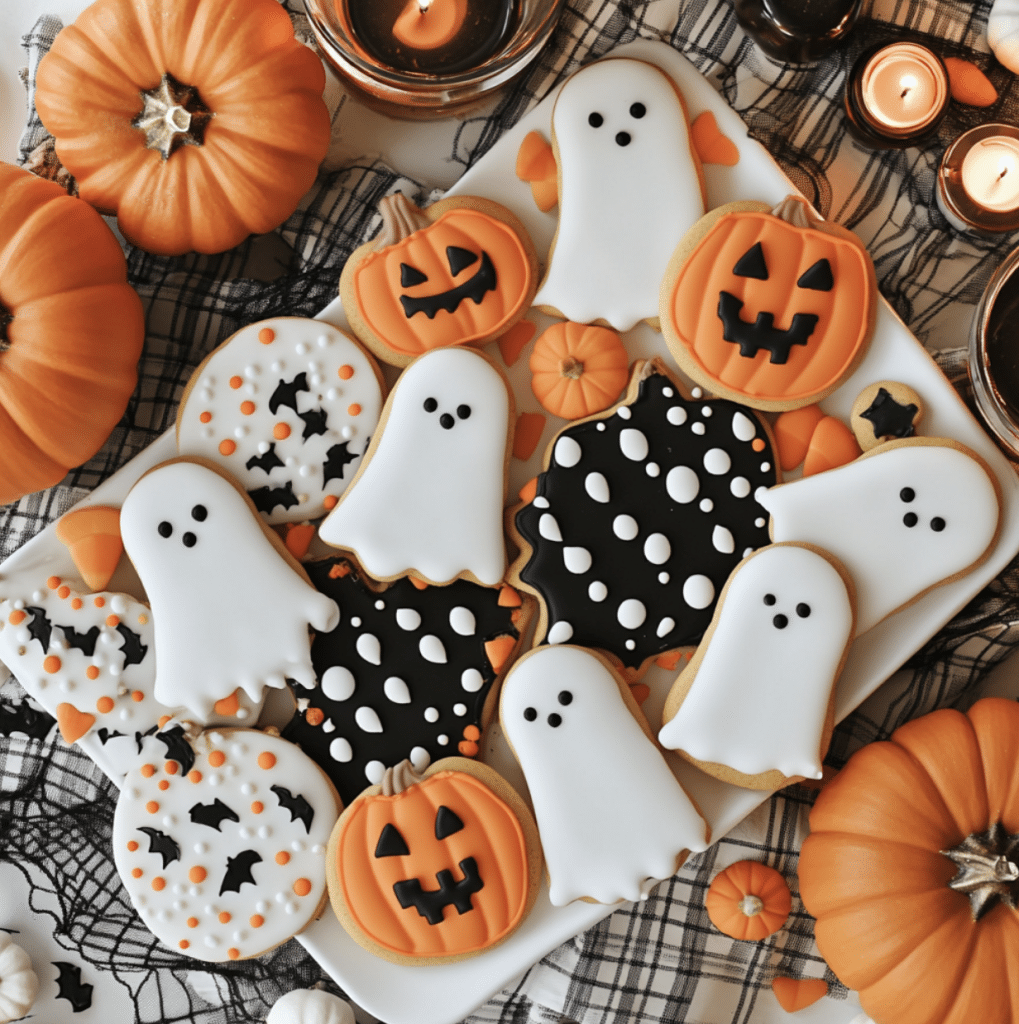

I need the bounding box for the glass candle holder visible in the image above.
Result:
[734,0,863,64]
[937,124,1019,235]
[303,0,564,118]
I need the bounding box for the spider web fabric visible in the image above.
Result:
[3,0,1019,1022]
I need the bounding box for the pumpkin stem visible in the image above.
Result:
[941,822,1019,920]
[374,194,431,250]
[381,759,426,796]
[0,302,11,352]
[560,356,585,380]
[132,73,213,161]
[771,195,819,230]
[738,894,765,917]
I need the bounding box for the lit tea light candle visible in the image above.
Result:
[393,0,468,51]
[844,41,949,149]
[937,125,1019,234]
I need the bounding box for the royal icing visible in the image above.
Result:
[850,381,922,450]
[513,365,776,668]
[120,461,339,720]
[532,58,705,331]
[318,347,512,586]
[283,558,521,805]
[657,544,854,782]
[177,318,383,524]
[758,440,1001,635]
[113,728,339,962]
[501,646,708,906]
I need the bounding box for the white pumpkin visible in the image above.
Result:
[989,0,1019,74]
[266,988,356,1024]
[0,933,39,1024]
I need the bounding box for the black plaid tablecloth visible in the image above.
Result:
[4,1,1019,1022]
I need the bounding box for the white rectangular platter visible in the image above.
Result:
[2,38,1017,1024]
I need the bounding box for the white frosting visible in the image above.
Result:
[113,729,338,962]
[658,545,854,780]
[585,472,611,503]
[758,443,1001,635]
[318,348,510,586]
[503,646,707,905]
[177,318,383,524]
[533,59,704,331]
[120,461,339,720]
[267,988,356,1024]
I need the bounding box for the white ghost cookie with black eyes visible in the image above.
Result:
[533,58,705,331]
[658,543,855,790]
[501,645,709,907]
[177,318,385,525]
[121,459,340,722]
[318,347,513,587]
[757,438,1001,636]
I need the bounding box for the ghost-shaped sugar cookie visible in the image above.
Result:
[532,58,705,332]
[658,543,855,789]
[501,645,709,906]
[757,438,1001,636]
[120,459,340,721]
[318,347,513,587]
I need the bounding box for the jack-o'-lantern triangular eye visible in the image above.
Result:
[401,263,428,287]
[375,822,410,857]
[732,242,768,280]
[797,258,834,292]
[434,805,465,839]
[446,246,479,276]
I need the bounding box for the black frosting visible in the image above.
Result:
[858,386,918,441]
[516,370,776,668]
[219,849,262,895]
[115,623,148,667]
[189,798,240,831]
[137,826,181,868]
[717,291,818,364]
[282,559,519,806]
[53,962,93,1012]
[400,250,497,320]
[270,784,314,833]
[323,442,358,486]
[156,726,195,777]
[268,372,309,416]
[248,480,299,515]
[392,856,483,925]
[246,444,285,475]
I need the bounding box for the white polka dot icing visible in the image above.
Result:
[177,318,384,524]
[513,367,775,667]
[113,728,339,962]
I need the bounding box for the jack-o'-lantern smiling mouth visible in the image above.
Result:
[392,855,485,924]
[399,246,498,320]
[717,291,819,365]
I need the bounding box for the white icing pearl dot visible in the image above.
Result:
[234,426,248,439]
[712,525,735,554]
[410,747,430,771]
[330,737,353,762]
[646,462,660,477]
[111,595,127,614]
[322,719,335,733]
[547,621,574,644]
[256,901,269,914]
[396,608,421,631]
[449,607,476,636]
[613,515,639,541]
[588,581,608,602]
[194,842,208,855]
[699,498,714,512]
[617,599,647,629]
[239,827,252,838]
[703,448,731,475]
[657,617,676,637]
[532,495,550,509]
[285,902,298,915]
[461,668,484,692]
[162,815,175,827]
[554,436,582,468]
[356,633,381,665]
[341,425,354,440]
[355,706,383,733]
[597,423,606,431]
[761,462,771,472]
[732,411,756,442]
[317,334,330,347]
[692,422,706,435]
[658,572,670,584]
[662,387,674,397]
[755,517,766,528]
[299,465,313,477]
[701,406,713,418]
[585,472,611,503]
[667,406,687,426]
[453,703,467,717]
[419,635,447,664]
[666,466,699,504]
[730,477,751,499]
[424,707,440,723]
[257,441,270,454]
[321,665,356,703]
[384,677,411,704]
[208,773,222,787]
[691,387,703,398]
[539,513,563,542]
[625,640,636,650]
[296,342,309,354]
[616,406,632,420]
[563,547,593,574]
[744,547,754,558]
[205,936,220,948]
[292,840,306,853]
[619,428,649,461]
[683,575,715,609]
[350,617,361,628]
[257,826,271,839]
[437,735,449,745]
[643,533,671,565]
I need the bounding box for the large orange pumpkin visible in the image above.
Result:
[341,194,538,368]
[0,163,143,505]
[34,0,330,256]
[662,196,876,411]
[327,758,540,963]
[799,697,1019,1024]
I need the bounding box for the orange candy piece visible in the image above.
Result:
[484,635,516,674]
[55,703,95,743]
[54,505,123,592]
[944,57,998,108]
[515,131,558,212]
[690,110,740,167]
[284,523,316,561]
[771,976,828,1013]
[513,412,546,462]
[774,405,825,472]
[802,416,861,478]
[497,319,536,368]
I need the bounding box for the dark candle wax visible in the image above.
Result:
[346,0,516,74]
[734,0,862,63]
[986,268,1019,418]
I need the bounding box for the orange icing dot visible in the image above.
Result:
[347,403,362,416]
[106,614,120,627]
[258,752,277,770]
[250,914,265,928]
[189,866,207,884]
[338,364,354,380]
[200,411,212,423]
[229,375,243,389]
[240,401,255,415]
[86,666,100,680]
[228,948,240,960]
[219,911,232,924]
[458,740,479,757]
[43,655,62,674]
[94,597,105,608]
[47,576,61,590]
[127,840,139,851]
[219,439,237,456]
[141,764,156,778]
[208,750,226,767]
[7,610,25,625]
[132,868,143,878]
[259,327,276,345]
[752,437,766,452]
[323,495,338,510]
[188,770,203,784]
[165,760,179,775]
[273,423,291,440]
[158,715,171,728]
[57,586,70,599]
[275,851,290,865]
[306,708,324,727]
[158,780,169,791]
[251,801,264,814]
[72,598,83,610]
[463,725,481,741]
[187,917,199,929]
[146,801,159,814]
[179,940,190,950]
[293,878,312,897]
[96,696,115,714]
[151,877,165,891]
[132,690,144,703]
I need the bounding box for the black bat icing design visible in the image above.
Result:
[392,856,484,925]
[400,250,497,320]
[220,849,262,895]
[57,623,101,657]
[298,407,328,440]
[96,728,126,745]
[189,798,240,831]
[859,386,918,441]
[0,701,54,740]
[24,606,52,653]
[245,443,285,475]
[322,442,358,487]
[248,481,299,515]
[137,826,181,868]
[717,291,818,364]
[135,724,158,755]
[270,784,314,833]
[157,726,196,777]
[53,961,94,1012]
[115,623,148,668]
[269,372,309,416]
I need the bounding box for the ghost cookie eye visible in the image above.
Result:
[588,112,604,127]
[630,102,646,118]
[423,397,438,412]
[158,521,173,538]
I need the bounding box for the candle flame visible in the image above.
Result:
[899,73,918,101]
[418,0,431,11]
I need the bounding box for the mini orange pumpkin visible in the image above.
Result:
[800,697,1019,1024]
[529,321,629,421]
[0,163,143,505]
[341,194,539,368]
[706,860,792,940]
[662,196,876,411]
[327,758,541,963]
[34,0,330,255]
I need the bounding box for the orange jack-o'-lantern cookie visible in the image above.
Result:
[327,757,542,964]
[661,196,877,412]
[340,194,539,368]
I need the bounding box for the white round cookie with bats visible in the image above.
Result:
[113,728,341,962]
